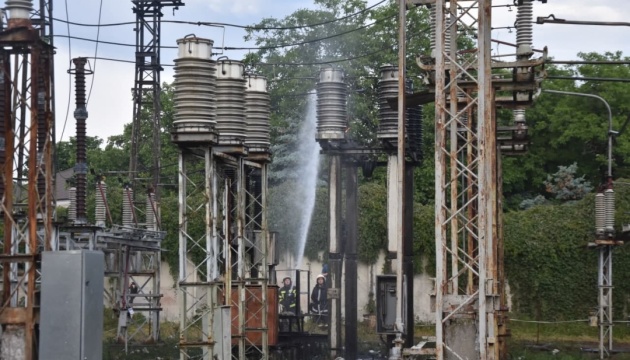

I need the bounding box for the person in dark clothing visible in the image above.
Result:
[128,282,138,304]
[310,274,328,314]
[278,277,297,314]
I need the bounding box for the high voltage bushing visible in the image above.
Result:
[172,36,217,139]
[407,99,423,159]
[71,57,89,224]
[5,0,32,28]
[377,65,412,143]
[95,181,107,227]
[516,0,534,57]
[244,74,271,153]
[216,59,246,145]
[316,67,347,141]
[146,190,156,230]
[123,186,134,227]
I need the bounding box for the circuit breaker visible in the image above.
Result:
[376,275,397,333]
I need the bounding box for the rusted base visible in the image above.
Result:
[588,240,624,248]
[7,19,33,30]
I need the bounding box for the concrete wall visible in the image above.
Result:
[155,249,436,324]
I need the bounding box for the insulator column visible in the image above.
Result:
[316,67,347,141]
[71,57,88,223]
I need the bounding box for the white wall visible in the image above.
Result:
[156,250,437,324]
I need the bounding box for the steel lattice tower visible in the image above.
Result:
[0,1,55,359]
[128,0,182,191]
[433,1,500,358]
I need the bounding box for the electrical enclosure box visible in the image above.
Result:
[376,275,397,334]
[40,250,105,360]
[213,306,232,359]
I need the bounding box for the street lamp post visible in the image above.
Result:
[543,89,616,360]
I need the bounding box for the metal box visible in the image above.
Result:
[40,250,105,360]
[376,275,397,334]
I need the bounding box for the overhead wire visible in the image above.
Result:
[53,12,397,52]
[50,0,388,31]
[83,23,430,67]
[59,0,72,142]
[87,0,104,105]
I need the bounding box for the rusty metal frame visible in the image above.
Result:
[175,146,270,360]
[0,24,54,360]
[434,1,500,359]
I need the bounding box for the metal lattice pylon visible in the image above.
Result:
[0,11,55,359]
[176,148,270,360]
[433,1,500,359]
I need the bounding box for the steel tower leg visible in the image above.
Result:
[0,22,54,359]
[328,155,343,358]
[598,245,613,359]
[177,148,218,359]
[434,1,500,359]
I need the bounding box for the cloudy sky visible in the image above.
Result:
[21,0,629,143]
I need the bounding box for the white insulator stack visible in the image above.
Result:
[216,59,246,144]
[445,14,452,57]
[95,181,107,227]
[146,191,157,231]
[68,187,77,222]
[595,192,606,237]
[5,0,32,22]
[515,0,534,57]
[605,189,615,235]
[429,5,437,58]
[244,75,271,152]
[172,37,217,135]
[316,67,347,141]
[123,187,134,227]
[377,65,400,141]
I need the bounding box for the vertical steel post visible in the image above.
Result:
[328,155,342,358]
[345,165,358,359]
[393,0,407,356]
[598,245,613,359]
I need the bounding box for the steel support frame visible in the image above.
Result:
[328,155,343,358]
[129,0,182,189]
[0,29,54,360]
[177,148,269,360]
[598,245,613,359]
[434,1,500,359]
[177,147,219,360]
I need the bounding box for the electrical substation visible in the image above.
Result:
[0,0,625,359]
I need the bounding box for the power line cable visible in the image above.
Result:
[59,0,72,142]
[53,13,396,52]
[85,24,430,67]
[50,0,388,31]
[87,0,104,105]
[224,14,396,51]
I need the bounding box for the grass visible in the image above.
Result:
[102,311,630,359]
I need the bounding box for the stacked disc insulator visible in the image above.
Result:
[245,75,271,153]
[378,65,415,146]
[216,59,246,144]
[95,181,107,227]
[377,65,400,141]
[123,187,134,227]
[172,37,217,136]
[316,67,347,141]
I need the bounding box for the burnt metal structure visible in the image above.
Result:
[172,37,271,360]
[0,1,55,359]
